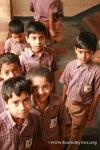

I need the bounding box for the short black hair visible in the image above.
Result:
[2,76,32,102]
[0,53,21,71]
[9,19,24,33]
[26,66,53,84]
[26,21,47,37]
[75,31,98,53]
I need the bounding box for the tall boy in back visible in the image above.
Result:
[0,77,38,149]
[0,53,22,113]
[60,31,100,150]
[28,0,63,44]
[19,21,57,92]
[26,66,71,150]
[4,19,27,55]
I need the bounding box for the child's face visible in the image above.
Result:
[0,63,22,81]
[12,33,24,43]
[31,76,52,104]
[26,33,46,53]
[75,48,94,64]
[6,92,32,123]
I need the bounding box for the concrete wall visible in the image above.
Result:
[0,0,11,53]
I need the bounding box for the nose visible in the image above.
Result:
[82,52,86,59]
[19,103,25,112]
[38,88,43,94]
[9,72,15,78]
[36,38,40,44]
[16,38,20,42]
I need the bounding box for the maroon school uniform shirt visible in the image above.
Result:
[0,110,38,150]
[19,47,58,72]
[31,94,71,142]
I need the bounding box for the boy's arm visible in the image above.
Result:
[48,8,56,37]
[88,94,100,121]
[4,39,11,53]
[62,84,68,103]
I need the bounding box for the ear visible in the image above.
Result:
[25,35,29,43]
[74,47,77,53]
[5,102,9,110]
[0,73,3,80]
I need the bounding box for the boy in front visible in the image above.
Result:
[60,31,100,150]
[0,77,38,149]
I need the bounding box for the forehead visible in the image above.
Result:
[1,63,20,70]
[28,32,45,38]
[76,48,91,52]
[32,76,49,85]
[9,92,30,101]
[12,33,23,38]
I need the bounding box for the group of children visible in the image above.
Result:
[0,11,100,150]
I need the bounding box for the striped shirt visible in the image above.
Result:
[60,59,100,104]
[0,110,38,150]
[4,38,27,55]
[19,47,57,72]
[0,81,6,114]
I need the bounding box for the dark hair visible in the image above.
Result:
[9,19,24,33]
[26,21,47,37]
[75,31,98,53]
[0,53,21,71]
[26,66,53,84]
[2,76,32,102]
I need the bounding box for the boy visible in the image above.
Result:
[4,19,27,55]
[0,77,38,149]
[28,0,63,44]
[0,53,22,113]
[19,21,57,91]
[26,66,71,150]
[60,31,100,150]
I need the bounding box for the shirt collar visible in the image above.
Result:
[6,110,28,130]
[76,59,93,70]
[25,47,50,58]
[32,94,60,110]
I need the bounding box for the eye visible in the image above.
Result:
[79,51,83,54]
[32,37,36,40]
[33,86,38,90]
[43,85,49,89]
[5,71,9,75]
[23,98,30,103]
[13,101,19,106]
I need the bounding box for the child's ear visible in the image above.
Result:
[25,35,29,43]
[0,73,3,79]
[5,103,9,110]
[74,47,77,53]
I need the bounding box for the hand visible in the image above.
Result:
[49,29,56,37]
[87,111,94,121]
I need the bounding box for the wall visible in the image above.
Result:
[0,0,11,53]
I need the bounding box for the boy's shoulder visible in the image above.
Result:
[65,59,78,69]
[0,111,8,134]
[5,38,14,44]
